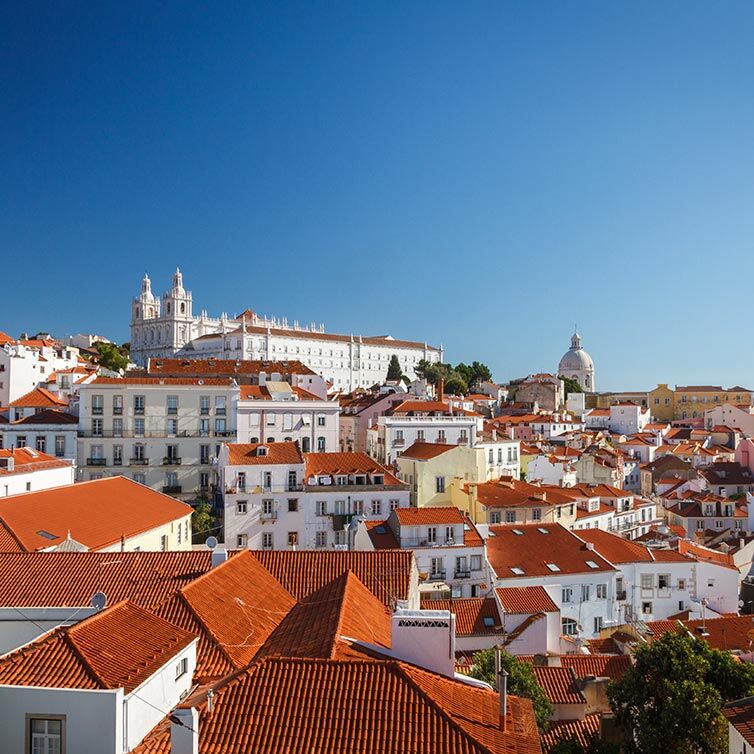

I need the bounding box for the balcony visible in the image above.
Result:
[393,438,405,447]
[616,590,627,601]
[215,408,226,416]
[167,407,178,415]
[113,458,123,466]
[454,569,471,579]
[162,457,182,465]
[86,458,107,466]
[456,437,468,444]
[78,429,237,439]
[261,511,278,521]
[215,430,235,438]
[162,485,182,494]
[91,406,103,416]
[113,406,123,415]
[129,458,149,466]
[428,571,447,582]
[200,407,210,415]
[134,407,145,415]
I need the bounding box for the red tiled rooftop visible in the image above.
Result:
[0,477,191,552]
[393,506,466,526]
[226,441,304,466]
[400,441,458,460]
[0,601,194,692]
[9,386,68,408]
[495,586,559,614]
[146,357,317,377]
[540,714,601,752]
[531,666,585,705]
[423,597,500,636]
[0,447,72,477]
[304,452,401,485]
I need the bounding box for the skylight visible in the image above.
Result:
[545,563,561,572]
[586,560,600,569]
[483,616,495,628]
[537,528,549,534]
[511,567,525,575]
[375,526,386,535]
[512,529,523,536]
[36,530,58,540]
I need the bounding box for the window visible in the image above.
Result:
[160,535,168,551]
[316,500,327,516]
[175,657,188,679]
[390,499,400,511]
[262,532,273,550]
[430,557,444,576]
[317,415,326,427]
[236,501,247,515]
[435,476,445,494]
[35,435,46,452]
[531,508,541,521]
[317,436,326,451]
[504,510,516,523]
[92,394,104,414]
[371,499,382,516]
[54,435,65,457]
[301,437,310,453]
[315,531,327,548]
[678,578,686,591]
[437,430,446,442]
[581,584,590,601]
[562,617,577,636]
[641,574,653,591]
[200,395,210,415]
[417,429,425,441]
[215,396,226,415]
[134,395,145,414]
[445,526,455,543]
[16,435,27,448]
[266,413,276,427]
[237,534,248,548]
[288,532,299,547]
[215,418,227,435]
[200,444,210,464]
[490,511,501,524]
[167,395,178,415]
[283,412,293,431]
[29,717,64,754]
[594,616,604,633]
[427,526,437,544]
[288,499,298,513]
[596,583,607,599]
[658,574,670,591]
[642,601,653,615]
[562,587,573,603]
[471,555,482,571]
[546,563,561,572]
[91,418,103,437]
[134,418,145,437]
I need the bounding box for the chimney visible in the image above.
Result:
[390,609,455,678]
[438,378,445,404]
[498,666,508,732]
[492,428,497,442]
[170,707,198,754]
[211,547,228,569]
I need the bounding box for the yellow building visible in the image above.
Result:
[646,384,752,421]
[396,443,485,509]
[647,384,675,421]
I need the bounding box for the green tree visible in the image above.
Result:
[191,501,213,540]
[608,629,754,753]
[456,361,493,388]
[444,376,468,396]
[559,374,583,397]
[466,649,553,731]
[386,354,403,382]
[94,341,129,372]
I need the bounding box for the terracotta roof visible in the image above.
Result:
[252,549,414,607]
[531,666,585,704]
[133,657,541,754]
[365,519,400,549]
[487,524,615,578]
[0,447,73,477]
[304,452,402,485]
[147,357,318,377]
[400,441,458,460]
[723,698,754,746]
[10,408,78,425]
[260,571,392,658]
[239,384,322,400]
[9,387,68,408]
[496,586,559,614]
[569,482,629,499]
[0,601,194,692]
[558,654,631,680]
[643,615,754,652]
[91,376,236,386]
[575,529,656,564]
[678,539,736,567]
[473,478,581,509]
[586,637,621,654]
[0,477,191,552]
[699,462,754,486]
[424,598,501,636]
[391,400,455,415]
[226,441,304,466]
[393,506,466,526]
[540,714,602,752]
[0,550,216,608]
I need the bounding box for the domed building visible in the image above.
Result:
[558,332,596,392]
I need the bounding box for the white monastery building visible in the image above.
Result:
[130,270,443,391]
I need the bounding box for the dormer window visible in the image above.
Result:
[257,446,268,457]
[336,475,347,486]
[373,474,384,485]
[355,475,366,485]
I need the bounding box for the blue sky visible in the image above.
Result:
[3,2,754,390]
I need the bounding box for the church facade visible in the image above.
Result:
[130,270,443,391]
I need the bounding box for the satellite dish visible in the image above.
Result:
[91,591,107,611]
[739,600,745,607]
[205,536,218,551]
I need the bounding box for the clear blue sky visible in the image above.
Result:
[3,2,754,390]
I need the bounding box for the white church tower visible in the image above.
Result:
[162,267,194,352]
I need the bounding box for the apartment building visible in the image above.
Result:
[220,443,409,550]
[355,506,488,599]
[77,376,239,499]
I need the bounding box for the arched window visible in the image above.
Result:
[317,436,326,452]
[301,437,311,453]
[167,302,171,314]
[180,302,185,313]
[561,617,578,636]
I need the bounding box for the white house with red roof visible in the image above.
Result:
[235,381,339,452]
[575,528,739,623]
[220,443,409,551]
[355,506,488,599]
[0,448,74,497]
[487,523,618,638]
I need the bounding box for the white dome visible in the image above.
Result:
[559,348,594,372]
